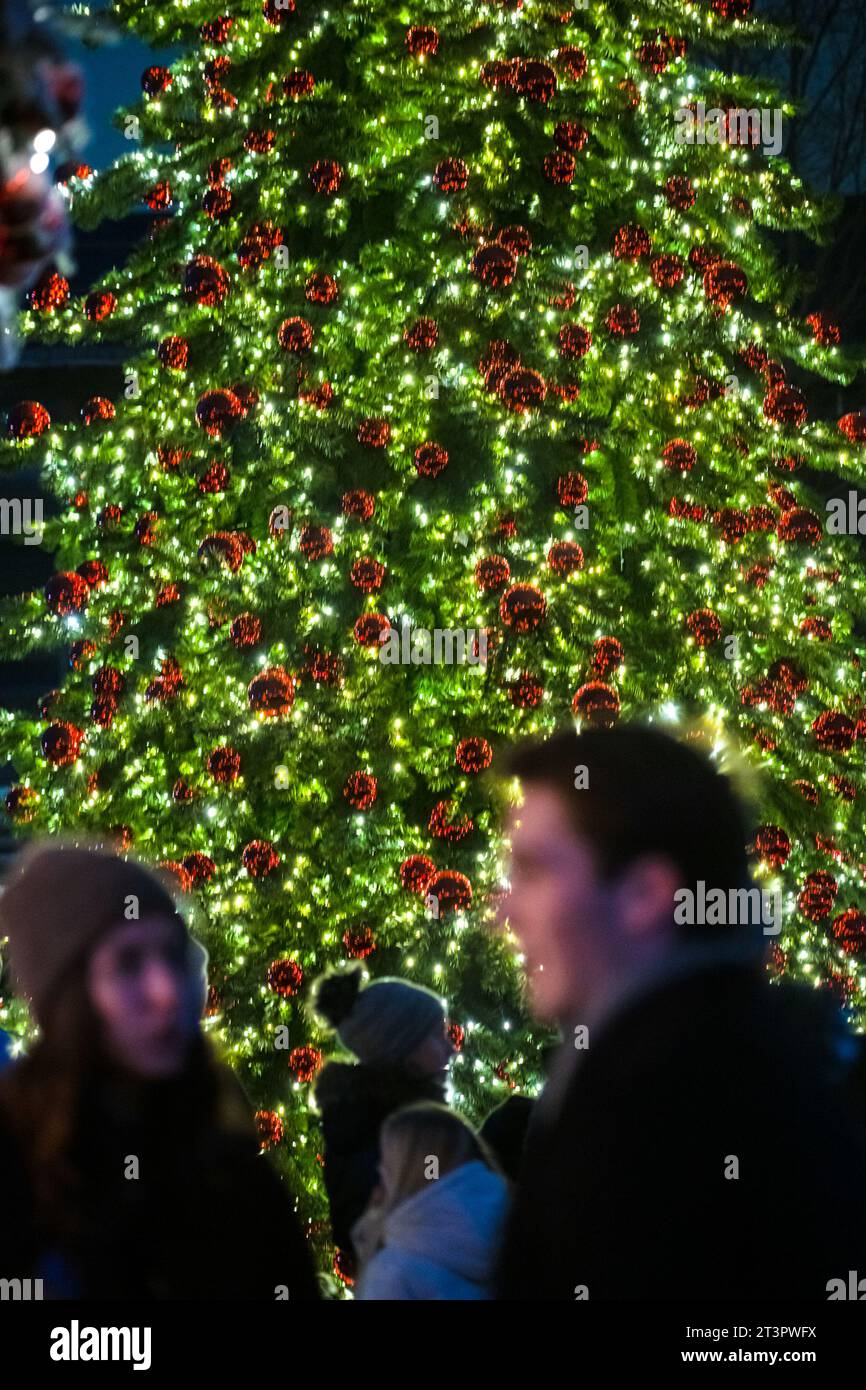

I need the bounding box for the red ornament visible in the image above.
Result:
[829,774,857,802]
[299,525,333,560]
[207,745,241,784]
[248,668,295,718]
[342,490,376,521]
[343,925,376,959]
[229,614,262,648]
[267,959,303,997]
[806,312,841,347]
[612,224,652,260]
[798,871,838,922]
[182,853,215,887]
[838,411,866,444]
[514,60,557,103]
[812,710,856,752]
[196,389,242,436]
[414,442,449,477]
[714,508,748,544]
[777,508,822,546]
[480,340,520,391]
[358,417,391,448]
[7,401,51,438]
[651,254,685,290]
[548,541,584,574]
[556,46,588,80]
[350,557,385,591]
[404,318,438,352]
[173,779,196,804]
[157,336,188,371]
[197,461,229,494]
[470,243,518,290]
[426,870,472,915]
[354,613,391,647]
[500,368,546,414]
[183,254,229,306]
[831,909,866,956]
[243,840,280,877]
[605,304,640,337]
[456,737,493,774]
[309,160,344,196]
[141,65,172,96]
[509,672,544,708]
[499,585,547,632]
[283,70,316,100]
[279,317,314,354]
[556,472,588,507]
[703,261,748,309]
[572,682,620,727]
[255,1111,284,1150]
[263,0,296,24]
[84,291,117,322]
[305,272,340,306]
[4,786,39,822]
[343,772,377,810]
[662,439,696,473]
[476,556,511,591]
[764,384,807,429]
[542,150,576,184]
[665,175,695,210]
[400,855,436,894]
[303,647,344,687]
[30,270,69,313]
[754,825,791,869]
[44,571,90,615]
[288,1046,322,1083]
[554,122,588,153]
[800,616,832,641]
[429,800,474,842]
[41,721,84,766]
[558,324,592,359]
[591,637,623,676]
[686,609,722,647]
[406,26,439,56]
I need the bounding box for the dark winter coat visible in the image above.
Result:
[314,1060,447,1270]
[0,1062,320,1300]
[497,962,866,1300]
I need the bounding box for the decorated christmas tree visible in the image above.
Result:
[2,0,866,1277]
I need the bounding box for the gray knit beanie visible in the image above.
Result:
[312,967,446,1067]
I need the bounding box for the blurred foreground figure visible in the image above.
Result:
[312,965,454,1276]
[352,1103,508,1301]
[0,843,319,1300]
[497,726,866,1300]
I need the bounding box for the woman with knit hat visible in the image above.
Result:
[311,965,454,1276]
[0,840,319,1300]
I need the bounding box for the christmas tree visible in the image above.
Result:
[2,0,866,1279]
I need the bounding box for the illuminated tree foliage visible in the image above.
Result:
[2,0,866,1271]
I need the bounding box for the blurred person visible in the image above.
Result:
[311,965,453,1275]
[0,841,319,1300]
[352,1103,509,1301]
[496,725,866,1300]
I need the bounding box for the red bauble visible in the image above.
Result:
[358,417,391,448]
[183,254,229,306]
[542,150,576,184]
[173,779,196,804]
[456,737,493,774]
[5,786,39,822]
[342,490,376,521]
[157,336,188,372]
[509,672,544,708]
[548,541,583,575]
[499,368,546,414]
[838,411,866,444]
[354,613,391,647]
[480,339,520,391]
[801,616,832,641]
[309,160,344,196]
[201,15,233,43]
[662,439,696,473]
[343,924,376,959]
[806,312,841,347]
[712,0,753,17]
[243,840,280,877]
[263,0,296,24]
[182,852,215,886]
[7,400,50,438]
[798,871,838,921]
[278,317,314,353]
[44,571,90,615]
[350,557,385,591]
[591,637,624,676]
[612,224,652,260]
[605,304,640,337]
[414,442,449,477]
[141,65,172,96]
[556,45,588,80]
[404,318,438,352]
[248,668,295,718]
[84,291,117,322]
[480,59,517,91]
[207,745,241,783]
[665,175,695,210]
[554,122,588,153]
[197,461,229,494]
[406,26,439,56]
[763,384,807,429]
[30,270,69,313]
[299,524,333,560]
[831,909,866,957]
[305,272,340,306]
[556,472,588,507]
[572,682,620,727]
[41,721,84,766]
[80,396,114,426]
[244,128,276,154]
[283,70,315,99]
[498,225,532,258]
[92,666,125,699]
[400,855,436,894]
[198,531,245,573]
[514,60,557,103]
[69,639,97,669]
[714,508,748,544]
[777,508,822,546]
[255,1111,284,1150]
[426,870,472,915]
[429,800,473,842]
[476,556,511,591]
[303,647,344,687]
[196,389,242,436]
[470,243,518,290]
[343,772,377,810]
[812,710,856,752]
[229,614,262,648]
[703,261,748,309]
[558,324,592,359]
[288,1046,322,1083]
[651,254,685,290]
[499,585,547,632]
[829,774,857,801]
[267,959,303,997]
[433,158,469,194]
[754,825,791,869]
[686,609,721,646]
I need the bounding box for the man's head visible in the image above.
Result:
[502,725,752,1023]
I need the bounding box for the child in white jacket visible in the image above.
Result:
[352,1102,510,1300]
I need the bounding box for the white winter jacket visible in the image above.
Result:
[354,1161,509,1301]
